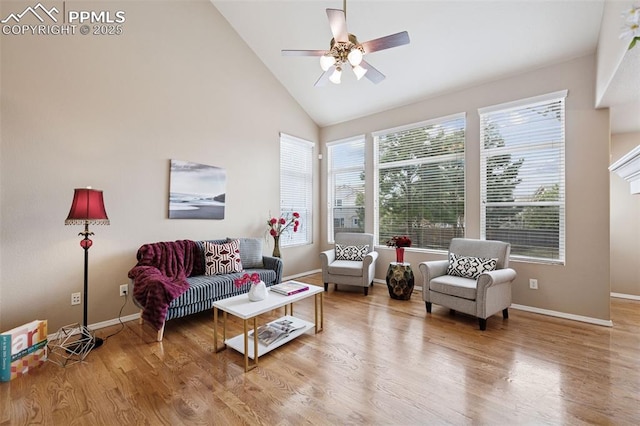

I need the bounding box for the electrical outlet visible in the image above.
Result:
[529,279,538,290]
[119,284,128,297]
[71,292,81,305]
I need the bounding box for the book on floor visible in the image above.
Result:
[1,319,48,382]
[270,281,309,296]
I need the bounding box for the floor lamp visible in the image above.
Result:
[58,187,110,362]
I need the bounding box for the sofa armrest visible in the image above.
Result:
[319,249,336,283]
[320,249,335,268]
[476,268,517,318]
[419,260,449,301]
[363,250,378,267]
[476,268,517,291]
[262,256,283,284]
[418,260,449,284]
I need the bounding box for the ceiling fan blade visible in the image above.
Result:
[314,67,334,87]
[326,8,348,42]
[361,31,410,54]
[282,49,327,57]
[360,60,385,84]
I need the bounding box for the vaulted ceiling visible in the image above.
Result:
[212,1,638,133]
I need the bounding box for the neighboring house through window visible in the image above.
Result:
[327,135,365,242]
[479,90,567,263]
[280,133,313,246]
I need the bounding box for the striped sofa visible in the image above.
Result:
[131,238,282,341]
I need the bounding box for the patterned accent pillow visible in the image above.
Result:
[447,253,498,279]
[335,244,369,261]
[203,239,243,275]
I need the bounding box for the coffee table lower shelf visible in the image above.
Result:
[225,315,314,359]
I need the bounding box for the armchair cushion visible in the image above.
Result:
[447,253,497,279]
[328,260,366,277]
[430,275,477,300]
[335,244,370,261]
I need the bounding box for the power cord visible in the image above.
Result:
[101,289,128,343]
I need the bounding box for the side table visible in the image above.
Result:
[386,262,414,300]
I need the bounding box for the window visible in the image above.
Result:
[280,133,313,246]
[373,113,465,250]
[479,90,567,263]
[327,136,365,241]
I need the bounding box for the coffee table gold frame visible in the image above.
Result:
[213,288,323,372]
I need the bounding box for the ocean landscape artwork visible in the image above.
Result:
[169,160,226,219]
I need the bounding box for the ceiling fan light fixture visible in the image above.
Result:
[352,64,367,80]
[320,54,336,71]
[347,47,363,66]
[329,67,342,84]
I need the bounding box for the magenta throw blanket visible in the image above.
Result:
[128,240,197,331]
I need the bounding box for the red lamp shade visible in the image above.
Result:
[65,188,110,225]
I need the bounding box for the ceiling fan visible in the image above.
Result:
[282,1,410,86]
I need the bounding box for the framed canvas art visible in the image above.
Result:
[169,159,226,219]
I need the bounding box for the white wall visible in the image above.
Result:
[0,1,319,331]
[610,131,640,296]
[321,54,612,321]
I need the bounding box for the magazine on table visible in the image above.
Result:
[270,281,309,296]
[249,318,306,346]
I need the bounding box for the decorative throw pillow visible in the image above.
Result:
[203,240,243,275]
[447,253,498,279]
[227,237,264,269]
[335,244,369,261]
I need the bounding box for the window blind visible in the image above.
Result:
[280,133,313,247]
[327,136,365,241]
[479,90,567,263]
[373,113,466,250]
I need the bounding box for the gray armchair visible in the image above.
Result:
[320,233,378,296]
[418,238,516,330]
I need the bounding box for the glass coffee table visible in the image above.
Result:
[213,282,324,372]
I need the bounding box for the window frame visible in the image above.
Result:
[478,90,567,264]
[280,132,314,247]
[372,112,466,251]
[327,135,366,243]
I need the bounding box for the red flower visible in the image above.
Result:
[234,273,262,288]
[266,212,302,239]
[386,235,412,248]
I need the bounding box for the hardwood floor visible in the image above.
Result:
[2,273,639,425]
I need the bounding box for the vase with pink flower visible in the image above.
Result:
[266,212,301,258]
[234,272,267,302]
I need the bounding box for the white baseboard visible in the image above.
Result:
[89,312,141,331]
[611,292,640,301]
[511,304,613,327]
[283,269,321,282]
[47,312,141,340]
